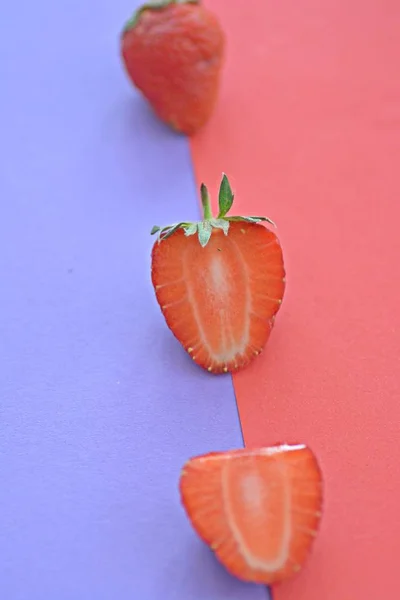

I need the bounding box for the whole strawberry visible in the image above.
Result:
[120,0,225,135]
[151,174,286,373]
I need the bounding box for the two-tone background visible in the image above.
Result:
[1,0,399,598]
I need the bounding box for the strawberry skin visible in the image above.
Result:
[179,444,323,585]
[120,0,225,135]
[150,174,286,374]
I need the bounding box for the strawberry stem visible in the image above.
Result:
[200,184,213,220]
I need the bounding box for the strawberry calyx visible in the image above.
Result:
[151,173,275,248]
[123,0,199,33]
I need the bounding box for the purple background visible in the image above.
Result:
[0,1,269,599]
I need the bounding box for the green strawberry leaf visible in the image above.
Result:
[210,218,230,235]
[184,223,198,236]
[198,221,212,247]
[151,225,161,235]
[217,174,234,218]
[227,215,276,227]
[248,215,276,226]
[159,222,185,240]
[201,184,213,220]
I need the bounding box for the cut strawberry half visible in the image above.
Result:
[179,444,323,585]
[150,174,286,373]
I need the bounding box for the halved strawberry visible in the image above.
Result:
[179,444,323,585]
[150,174,285,373]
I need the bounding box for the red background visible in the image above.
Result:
[191,0,400,597]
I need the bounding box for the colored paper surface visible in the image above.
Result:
[0,1,267,599]
[191,0,400,598]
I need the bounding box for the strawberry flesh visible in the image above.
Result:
[179,444,323,585]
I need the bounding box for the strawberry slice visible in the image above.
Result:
[150,174,285,373]
[179,444,323,585]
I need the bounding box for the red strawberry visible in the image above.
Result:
[179,444,323,585]
[120,0,225,135]
[150,174,286,374]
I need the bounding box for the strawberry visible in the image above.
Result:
[120,0,225,135]
[150,174,286,374]
[179,444,323,585]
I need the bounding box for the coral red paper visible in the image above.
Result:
[191,0,400,597]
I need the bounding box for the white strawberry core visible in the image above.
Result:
[222,460,291,573]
